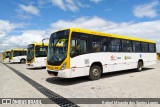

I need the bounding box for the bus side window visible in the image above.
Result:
[20,52,22,56]
[102,38,108,52]
[108,38,121,52]
[149,43,155,52]
[122,40,133,52]
[70,32,88,57]
[70,39,78,56]
[92,36,108,52]
[79,39,87,53]
[92,36,99,52]
[141,42,149,52]
[133,41,141,52]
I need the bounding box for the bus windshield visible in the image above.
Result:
[27,44,34,61]
[9,50,13,59]
[48,30,69,65]
[35,46,48,57]
[5,52,10,58]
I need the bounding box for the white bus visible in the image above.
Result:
[26,43,48,68]
[46,28,157,80]
[3,50,11,63]
[9,49,27,63]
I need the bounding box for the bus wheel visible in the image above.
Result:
[89,65,101,80]
[136,61,143,72]
[20,59,26,64]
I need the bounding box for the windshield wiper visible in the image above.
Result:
[53,38,61,53]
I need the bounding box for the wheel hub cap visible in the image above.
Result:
[92,69,99,76]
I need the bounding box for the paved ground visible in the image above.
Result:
[0,62,160,107]
[0,53,3,63]
[0,63,58,107]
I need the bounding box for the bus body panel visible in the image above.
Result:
[69,52,157,78]
[9,49,27,63]
[10,55,26,63]
[47,52,156,78]
[27,57,47,68]
[47,69,71,78]
[3,58,10,63]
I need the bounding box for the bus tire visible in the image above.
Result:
[136,61,143,72]
[89,65,101,80]
[20,59,26,64]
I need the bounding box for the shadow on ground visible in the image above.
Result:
[46,68,154,86]
[7,63,25,64]
[27,67,46,70]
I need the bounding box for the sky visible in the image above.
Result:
[0,0,160,52]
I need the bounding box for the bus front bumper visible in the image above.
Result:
[3,58,10,63]
[26,63,35,68]
[47,69,71,78]
[26,62,46,68]
[9,60,16,63]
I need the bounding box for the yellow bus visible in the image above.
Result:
[3,50,11,63]
[47,28,156,80]
[9,49,27,63]
[26,43,48,68]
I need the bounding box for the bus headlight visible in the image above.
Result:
[60,62,67,70]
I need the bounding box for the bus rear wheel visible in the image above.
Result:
[136,61,143,72]
[89,65,101,80]
[20,59,26,64]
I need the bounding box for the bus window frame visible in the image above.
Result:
[70,32,90,58]
[121,39,133,52]
[70,32,156,55]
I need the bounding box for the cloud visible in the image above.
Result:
[48,16,160,51]
[0,20,23,38]
[1,16,160,52]
[51,0,66,10]
[37,0,48,5]
[0,30,46,51]
[19,4,40,16]
[51,0,88,12]
[90,0,103,4]
[133,1,159,18]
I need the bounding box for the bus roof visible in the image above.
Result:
[67,28,156,44]
[30,42,48,46]
[11,48,27,51]
[5,50,10,52]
